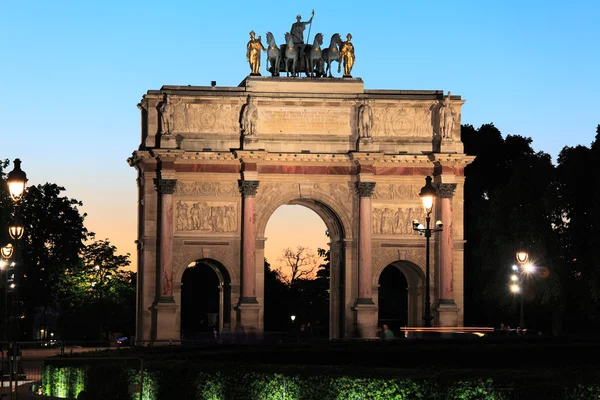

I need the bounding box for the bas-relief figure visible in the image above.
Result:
[372,206,426,235]
[175,201,237,233]
[175,181,239,197]
[439,91,456,140]
[241,96,258,136]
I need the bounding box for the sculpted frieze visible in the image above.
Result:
[372,206,425,235]
[372,184,420,200]
[175,181,239,197]
[372,106,435,138]
[175,201,237,233]
[170,101,240,134]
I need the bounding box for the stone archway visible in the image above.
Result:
[177,258,232,341]
[376,261,425,330]
[256,191,349,339]
[130,77,468,343]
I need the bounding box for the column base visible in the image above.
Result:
[152,300,180,344]
[352,301,378,339]
[436,301,460,327]
[235,301,261,336]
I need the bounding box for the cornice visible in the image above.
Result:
[149,149,185,162]
[179,151,237,162]
[430,154,476,167]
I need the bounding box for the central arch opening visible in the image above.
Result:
[263,203,333,338]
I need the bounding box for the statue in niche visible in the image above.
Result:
[358,101,373,139]
[440,91,456,139]
[241,96,258,136]
[157,95,174,135]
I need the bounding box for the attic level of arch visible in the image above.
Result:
[135,77,465,156]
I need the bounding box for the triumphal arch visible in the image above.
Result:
[129,75,471,342]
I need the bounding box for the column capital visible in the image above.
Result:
[238,180,260,196]
[355,182,376,197]
[436,183,457,198]
[154,178,177,195]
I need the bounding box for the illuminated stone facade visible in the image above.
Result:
[128,76,472,343]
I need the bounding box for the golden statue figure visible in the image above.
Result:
[339,33,355,78]
[246,30,266,76]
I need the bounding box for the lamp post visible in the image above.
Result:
[412,176,443,327]
[6,158,27,359]
[1,247,12,342]
[510,249,530,328]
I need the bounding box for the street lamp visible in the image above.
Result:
[6,159,28,202]
[6,159,27,355]
[1,244,14,259]
[511,249,530,328]
[412,176,443,327]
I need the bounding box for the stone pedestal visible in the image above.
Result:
[152,300,179,343]
[235,302,261,333]
[436,302,460,327]
[352,302,379,338]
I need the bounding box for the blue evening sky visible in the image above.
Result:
[2,1,599,268]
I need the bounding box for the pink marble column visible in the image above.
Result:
[356,182,376,303]
[438,183,457,304]
[239,180,259,303]
[154,178,177,301]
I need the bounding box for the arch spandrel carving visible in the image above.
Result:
[173,244,240,285]
[372,247,425,286]
[255,182,354,239]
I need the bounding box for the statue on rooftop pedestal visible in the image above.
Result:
[246,30,266,76]
[339,33,355,78]
[290,10,314,46]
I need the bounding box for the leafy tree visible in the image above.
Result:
[57,239,134,342]
[16,182,91,340]
[462,124,560,332]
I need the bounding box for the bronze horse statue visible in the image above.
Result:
[266,32,281,76]
[284,32,299,77]
[306,33,324,77]
[321,33,342,77]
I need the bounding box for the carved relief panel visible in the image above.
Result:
[174,181,240,234]
[175,201,237,233]
[372,206,425,235]
[372,184,427,235]
[169,100,241,134]
[175,181,239,197]
[371,104,435,138]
